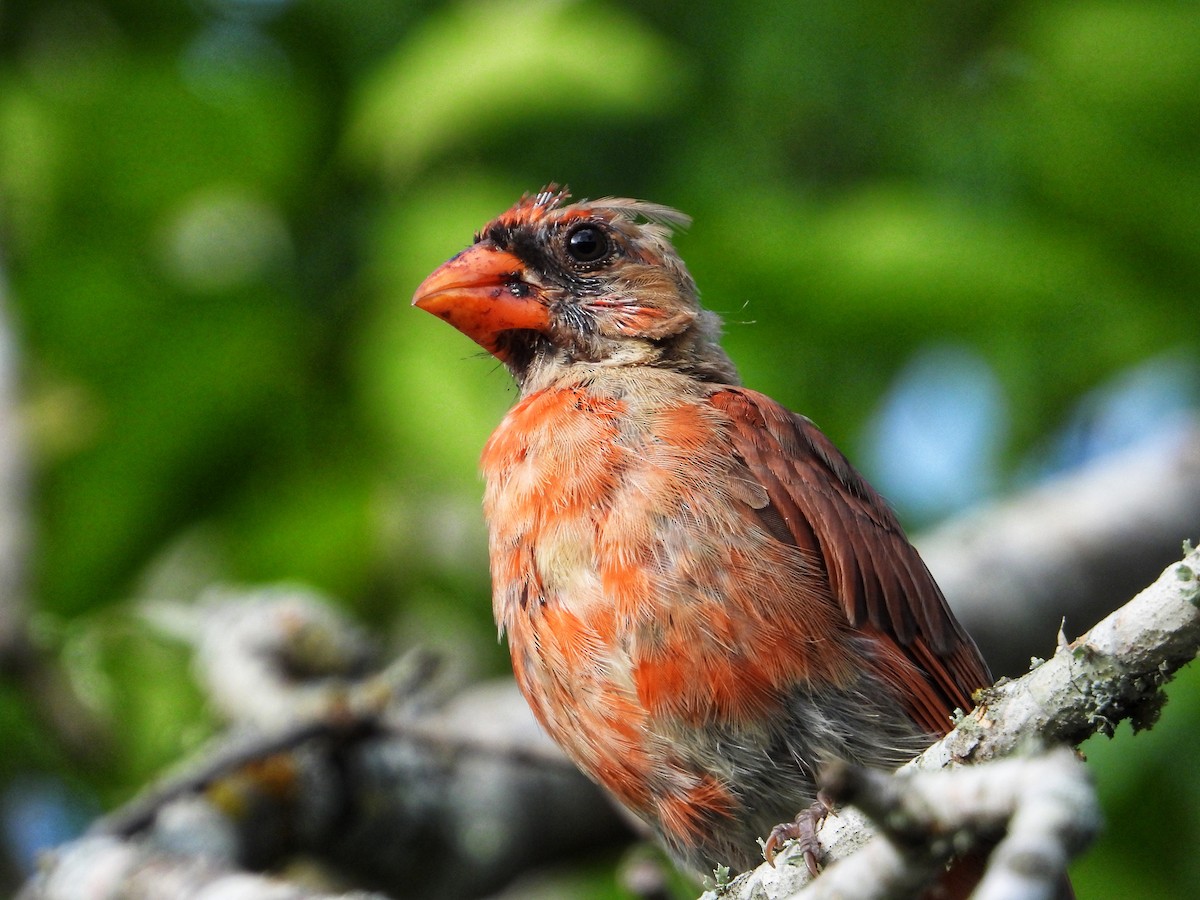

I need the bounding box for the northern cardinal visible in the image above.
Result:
[413,188,994,884]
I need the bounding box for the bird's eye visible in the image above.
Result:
[565,225,610,264]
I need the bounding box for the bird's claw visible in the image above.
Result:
[763,794,832,876]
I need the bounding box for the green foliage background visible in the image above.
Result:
[1,0,1198,896]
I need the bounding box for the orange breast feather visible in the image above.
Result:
[481,379,861,818]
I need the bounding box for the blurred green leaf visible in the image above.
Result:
[346,0,688,177]
[355,173,522,491]
[1007,3,1200,263]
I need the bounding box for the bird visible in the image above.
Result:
[412,186,995,886]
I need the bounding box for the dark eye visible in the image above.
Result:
[565,225,610,264]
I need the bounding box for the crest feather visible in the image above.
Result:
[586,196,692,232]
[492,185,690,235]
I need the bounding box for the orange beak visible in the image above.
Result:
[412,245,549,361]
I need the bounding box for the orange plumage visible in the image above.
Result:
[414,187,994,880]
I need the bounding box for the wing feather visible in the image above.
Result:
[709,387,990,730]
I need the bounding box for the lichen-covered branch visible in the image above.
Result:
[21,588,627,900]
[20,834,389,900]
[19,542,1200,899]
[704,545,1200,900]
[925,540,1200,766]
[740,749,1095,900]
[922,419,1200,675]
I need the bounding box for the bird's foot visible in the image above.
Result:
[762,793,832,876]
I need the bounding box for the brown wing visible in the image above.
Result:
[709,387,991,734]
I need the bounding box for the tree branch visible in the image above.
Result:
[18,499,1200,898]
[21,588,627,900]
[704,544,1200,900]
[922,419,1200,675]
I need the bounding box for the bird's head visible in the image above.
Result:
[413,186,738,391]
